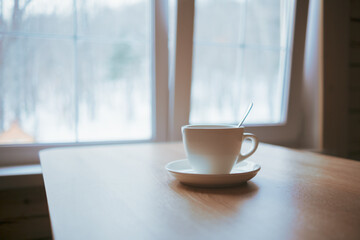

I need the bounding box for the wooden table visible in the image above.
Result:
[40,142,360,240]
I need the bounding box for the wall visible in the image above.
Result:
[348,0,360,160]
[321,0,360,160]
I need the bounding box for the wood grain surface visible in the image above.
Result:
[40,142,360,240]
[0,186,51,239]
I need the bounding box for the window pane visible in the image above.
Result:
[245,0,283,47]
[190,0,295,125]
[77,0,150,40]
[0,0,151,144]
[240,49,285,124]
[190,45,240,124]
[77,41,151,141]
[0,0,73,35]
[193,0,245,44]
[0,36,76,143]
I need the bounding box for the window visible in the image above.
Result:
[190,0,295,125]
[0,0,152,144]
[169,0,308,144]
[0,0,309,165]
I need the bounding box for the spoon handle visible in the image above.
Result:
[238,102,253,127]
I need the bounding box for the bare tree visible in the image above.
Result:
[0,0,33,132]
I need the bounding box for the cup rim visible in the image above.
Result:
[182,124,243,130]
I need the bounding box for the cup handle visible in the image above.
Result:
[236,133,259,164]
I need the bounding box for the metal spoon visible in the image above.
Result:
[237,102,253,127]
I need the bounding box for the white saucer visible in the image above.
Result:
[166,159,261,187]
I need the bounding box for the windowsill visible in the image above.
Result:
[0,164,42,176]
[0,164,44,190]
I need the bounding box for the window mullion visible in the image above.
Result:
[153,0,170,142]
[73,0,79,142]
[169,0,195,141]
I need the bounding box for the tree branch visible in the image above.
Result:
[21,0,33,12]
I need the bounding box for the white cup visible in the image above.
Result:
[182,125,259,174]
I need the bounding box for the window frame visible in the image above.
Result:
[170,0,310,147]
[245,0,309,147]
[0,0,309,167]
[0,0,169,166]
